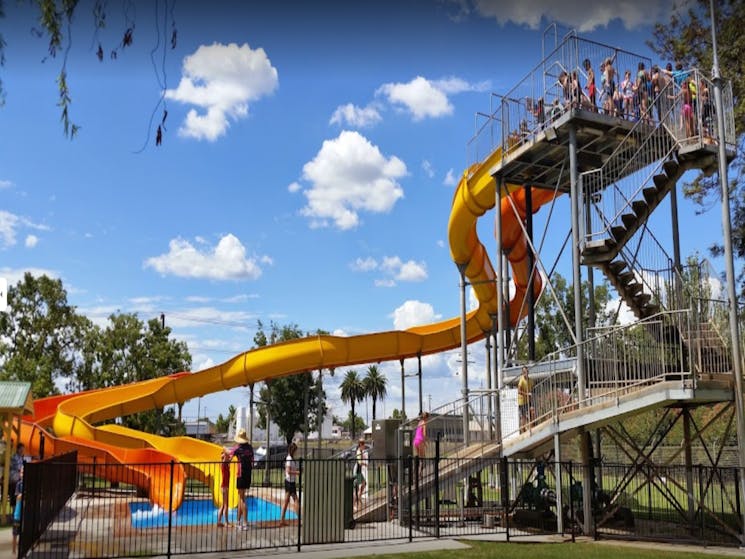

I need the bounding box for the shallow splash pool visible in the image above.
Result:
[130,497,297,528]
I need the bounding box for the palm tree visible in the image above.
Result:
[363,365,388,421]
[340,369,365,439]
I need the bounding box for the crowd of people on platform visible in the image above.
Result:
[513,55,716,147]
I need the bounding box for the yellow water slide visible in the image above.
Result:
[23,146,556,510]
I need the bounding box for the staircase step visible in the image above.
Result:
[631,200,649,218]
[617,271,635,284]
[634,293,652,307]
[608,261,627,275]
[653,173,669,190]
[621,213,637,230]
[626,283,643,296]
[611,226,627,243]
[643,187,660,205]
[663,159,680,177]
[641,303,660,317]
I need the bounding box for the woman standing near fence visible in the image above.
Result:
[280,442,299,526]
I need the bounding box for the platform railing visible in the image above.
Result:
[466,35,651,167]
[501,309,695,442]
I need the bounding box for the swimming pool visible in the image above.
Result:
[129,497,297,528]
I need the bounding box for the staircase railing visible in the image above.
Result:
[581,77,679,247]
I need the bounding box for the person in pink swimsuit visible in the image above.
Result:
[413,412,429,474]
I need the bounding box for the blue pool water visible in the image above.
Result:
[130,497,297,528]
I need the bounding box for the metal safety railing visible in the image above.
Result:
[466,35,652,167]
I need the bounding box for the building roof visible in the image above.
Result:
[0,381,33,414]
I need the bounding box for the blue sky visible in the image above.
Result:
[0,0,725,425]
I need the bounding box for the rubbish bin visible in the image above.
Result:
[344,475,356,528]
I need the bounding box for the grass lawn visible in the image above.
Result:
[337,540,738,559]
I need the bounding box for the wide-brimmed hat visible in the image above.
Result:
[234,429,250,444]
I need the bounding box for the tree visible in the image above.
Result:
[649,1,745,294]
[0,273,91,396]
[517,273,614,360]
[254,321,325,445]
[341,410,366,437]
[76,311,191,434]
[340,369,365,439]
[363,365,388,421]
[215,405,237,433]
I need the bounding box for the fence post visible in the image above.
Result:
[735,467,742,539]
[500,457,509,542]
[699,464,704,540]
[297,458,303,552]
[569,460,575,543]
[434,435,440,539]
[167,460,174,559]
[408,455,413,543]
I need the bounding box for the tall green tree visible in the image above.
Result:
[340,369,365,439]
[254,321,325,445]
[649,1,745,294]
[75,312,191,434]
[363,365,388,421]
[518,273,614,361]
[0,273,91,396]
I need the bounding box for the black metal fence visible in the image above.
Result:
[19,451,78,558]
[17,452,745,557]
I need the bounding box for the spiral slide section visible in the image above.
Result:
[21,147,556,511]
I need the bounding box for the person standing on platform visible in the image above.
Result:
[518,366,533,432]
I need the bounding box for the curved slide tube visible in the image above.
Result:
[21,147,556,511]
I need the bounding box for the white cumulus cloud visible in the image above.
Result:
[353,255,427,286]
[298,130,406,230]
[145,234,269,280]
[165,42,278,141]
[377,76,488,121]
[392,300,441,330]
[0,179,12,189]
[443,169,457,186]
[469,0,670,31]
[381,256,428,282]
[25,235,38,248]
[329,103,382,128]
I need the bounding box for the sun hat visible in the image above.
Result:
[234,428,250,444]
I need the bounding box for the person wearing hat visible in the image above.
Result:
[230,428,254,530]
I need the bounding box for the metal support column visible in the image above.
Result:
[555,433,564,534]
[485,334,493,440]
[669,177,684,308]
[710,0,745,543]
[496,177,505,383]
[417,354,423,417]
[526,185,536,361]
[400,358,406,420]
[460,269,470,447]
[568,122,591,536]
